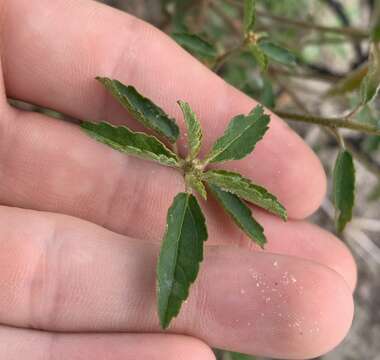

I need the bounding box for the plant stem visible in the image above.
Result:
[275,111,380,136]
[256,10,368,39]
[212,43,245,72]
[224,0,368,39]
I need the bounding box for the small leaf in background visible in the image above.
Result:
[81,121,179,167]
[203,170,287,220]
[362,135,380,153]
[372,23,380,42]
[205,105,270,163]
[333,150,355,233]
[243,0,256,35]
[172,33,217,60]
[260,77,276,109]
[96,77,180,143]
[178,100,203,160]
[258,41,296,66]
[228,351,256,360]
[326,64,368,97]
[248,43,269,72]
[186,173,207,200]
[157,193,208,329]
[370,3,380,42]
[355,105,378,127]
[208,184,266,248]
[360,45,380,105]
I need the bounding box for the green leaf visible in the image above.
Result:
[371,3,380,42]
[203,170,287,220]
[243,0,256,34]
[228,351,256,360]
[96,77,179,143]
[360,45,380,105]
[157,193,208,329]
[205,105,270,164]
[260,77,276,109]
[208,184,266,248]
[248,44,269,72]
[178,100,202,160]
[362,135,380,153]
[259,41,296,66]
[186,173,207,200]
[326,64,368,97]
[81,121,179,167]
[333,150,355,233]
[172,33,217,60]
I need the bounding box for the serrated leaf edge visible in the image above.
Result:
[96,77,180,143]
[81,121,180,167]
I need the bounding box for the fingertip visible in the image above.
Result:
[287,265,354,359]
[170,336,216,360]
[192,248,354,359]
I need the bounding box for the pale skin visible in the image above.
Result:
[0,0,356,359]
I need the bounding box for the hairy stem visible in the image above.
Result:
[224,0,368,39]
[212,44,245,72]
[275,111,380,136]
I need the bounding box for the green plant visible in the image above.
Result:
[165,0,380,237]
[80,76,286,329]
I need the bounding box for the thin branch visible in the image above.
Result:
[270,67,339,82]
[275,111,380,136]
[225,0,369,39]
[212,44,244,72]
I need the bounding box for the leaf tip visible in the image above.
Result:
[159,314,171,330]
[95,76,108,83]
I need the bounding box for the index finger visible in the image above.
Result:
[1,0,326,218]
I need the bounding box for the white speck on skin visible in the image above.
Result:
[273,261,278,267]
[265,297,271,303]
[240,288,246,295]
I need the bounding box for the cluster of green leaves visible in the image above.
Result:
[171,0,296,72]
[242,0,296,71]
[81,77,286,329]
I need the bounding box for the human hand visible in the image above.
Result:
[0,0,356,359]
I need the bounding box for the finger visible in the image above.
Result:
[0,326,215,360]
[0,206,353,359]
[1,0,326,218]
[0,111,355,289]
[203,200,357,291]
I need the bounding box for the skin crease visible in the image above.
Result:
[0,327,216,360]
[0,0,355,359]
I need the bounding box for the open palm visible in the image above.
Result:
[0,0,355,359]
